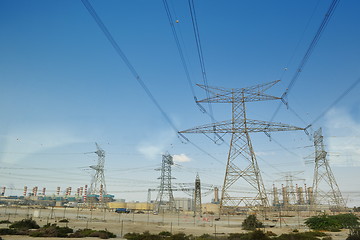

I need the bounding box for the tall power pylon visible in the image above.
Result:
[89,143,107,198]
[194,173,202,217]
[312,128,345,209]
[156,153,175,212]
[180,81,304,212]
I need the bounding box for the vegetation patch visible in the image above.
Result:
[347,227,360,240]
[0,220,11,224]
[305,214,359,231]
[9,218,40,230]
[275,231,328,240]
[0,227,28,235]
[29,223,73,237]
[0,218,116,239]
[69,228,116,239]
[122,230,333,240]
[241,215,264,230]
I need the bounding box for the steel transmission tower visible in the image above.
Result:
[156,153,175,212]
[89,143,107,197]
[180,81,304,211]
[194,173,202,217]
[312,128,345,209]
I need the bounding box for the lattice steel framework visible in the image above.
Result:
[156,153,175,212]
[194,173,202,217]
[89,143,107,196]
[180,81,304,211]
[312,128,345,209]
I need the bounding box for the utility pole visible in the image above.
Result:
[155,153,175,212]
[180,81,304,213]
[312,128,345,209]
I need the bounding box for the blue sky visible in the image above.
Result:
[1,0,360,206]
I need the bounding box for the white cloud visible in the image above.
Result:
[173,154,191,163]
[137,145,163,160]
[326,108,360,167]
[136,129,176,160]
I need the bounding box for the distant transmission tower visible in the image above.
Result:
[88,143,107,198]
[180,81,304,212]
[156,153,175,212]
[312,128,345,209]
[194,173,202,217]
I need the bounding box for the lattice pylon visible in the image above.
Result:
[312,128,345,209]
[88,143,107,203]
[180,81,304,212]
[155,153,176,212]
[194,173,202,217]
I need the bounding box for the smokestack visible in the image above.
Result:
[23,186,28,197]
[307,187,314,205]
[297,185,305,205]
[33,186,38,196]
[214,187,219,203]
[42,187,46,196]
[273,185,279,206]
[83,185,88,203]
[80,187,83,196]
[282,184,288,206]
[1,187,6,196]
[56,187,61,196]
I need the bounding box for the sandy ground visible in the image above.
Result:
[0,206,350,239]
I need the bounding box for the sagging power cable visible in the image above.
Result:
[81,0,224,166]
[271,0,341,122]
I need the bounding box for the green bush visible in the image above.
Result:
[69,228,116,239]
[159,231,172,236]
[124,232,142,240]
[9,219,40,230]
[347,228,360,240]
[28,224,73,238]
[0,220,11,224]
[333,214,359,229]
[170,233,190,240]
[0,228,27,235]
[275,231,328,240]
[305,214,359,231]
[229,230,270,240]
[241,215,264,230]
[198,233,215,240]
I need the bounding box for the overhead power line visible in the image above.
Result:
[188,0,215,121]
[81,0,179,135]
[80,0,224,166]
[271,0,341,121]
[161,0,199,107]
[307,77,360,128]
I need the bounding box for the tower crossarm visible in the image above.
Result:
[179,119,305,134]
[196,80,281,103]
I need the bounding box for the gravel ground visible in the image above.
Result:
[0,206,351,239]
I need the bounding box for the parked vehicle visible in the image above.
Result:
[115,208,130,213]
